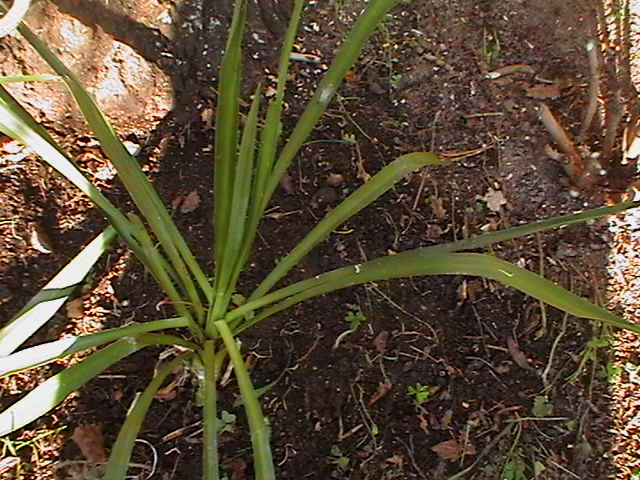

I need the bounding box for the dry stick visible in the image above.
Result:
[577,39,600,144]
[539,104,584,181]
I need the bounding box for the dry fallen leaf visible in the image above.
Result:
[525,83,561,99]
[66,298,84,319]
[385,454,404,467]
[372,330,390,354]
[180,190,201,214]
[507,336,532,370]
[72,424,107,462]
[431,439,476,461]
[430,195,447,219]
[481,188,507,212]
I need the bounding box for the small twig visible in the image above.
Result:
[577,40,600,143]
[541,312,569,390]
[539,104,584,181]
[447,423,514,479]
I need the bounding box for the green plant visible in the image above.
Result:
[1,1,640,479]
[407,382,435,405]
[329,444,351,472]
[344,310,367,329]
[480,29,501,65]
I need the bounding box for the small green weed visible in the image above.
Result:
[502,457,527,480]
[531,395,553,418]
[480,29,501,65]
[217,410,237,434]
[407,382,434,405]
[330,445,350,471]
[344,310,367,329]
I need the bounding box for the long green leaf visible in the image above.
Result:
[12,21,210,318]
[0,339,142,436]
[228,200,640,324]
[0,74,61,83]
[214,0,247,289]
[0,317,191,378]
[215,321,275,480]
[105,353,192,480]
[209,87,262,331]
[0,227,116,356]
[250,0,305,213]
[250,152,440,301]
[260,0,400,212]
[0,91,191,320]
[0,87,200,324]
[238,251,640,335]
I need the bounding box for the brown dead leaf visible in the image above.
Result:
[66,298,84,319]
[223,457,248,480]
[430,195,446,219]
[385,454,404,467]
[372,330,390,354]
[431,439,476,461]
[480,188,507,212]
[72,424,107,462]
[507,336,532,370]
[440,409,454,430]
[368,381,392,406]
[180,190,201,214]
[525,83,561,99]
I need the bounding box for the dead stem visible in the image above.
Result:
[539,104,584,180]
[577,40,600,143]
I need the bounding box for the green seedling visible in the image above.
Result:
[407,382,434,405]
[344,310,367,329]
[389,73,403,90]
[480,29,501,65]
[1,0,640,479]
[502,458,527,480]
[329,445,350,472]
[596,361,623,382]
[333,310,367,349]
[531,395,553,418]
[217,410,237,434]
[567,334,612,383]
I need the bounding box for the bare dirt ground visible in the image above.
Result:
[1,0,639,479]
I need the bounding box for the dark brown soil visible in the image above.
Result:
[1,1,639,479]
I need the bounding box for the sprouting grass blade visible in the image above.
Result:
[214,0,247,287]
[0,339,142,436]
[250,152,440,301]
[215,321,275,480]
[104,353,192,480]
[0,317,190,378]
[0,227,116,356]
[261,0,400,212]
[12,21,210,315]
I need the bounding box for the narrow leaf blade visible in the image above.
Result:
[0,227,117,356]
[0,339,142,436]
